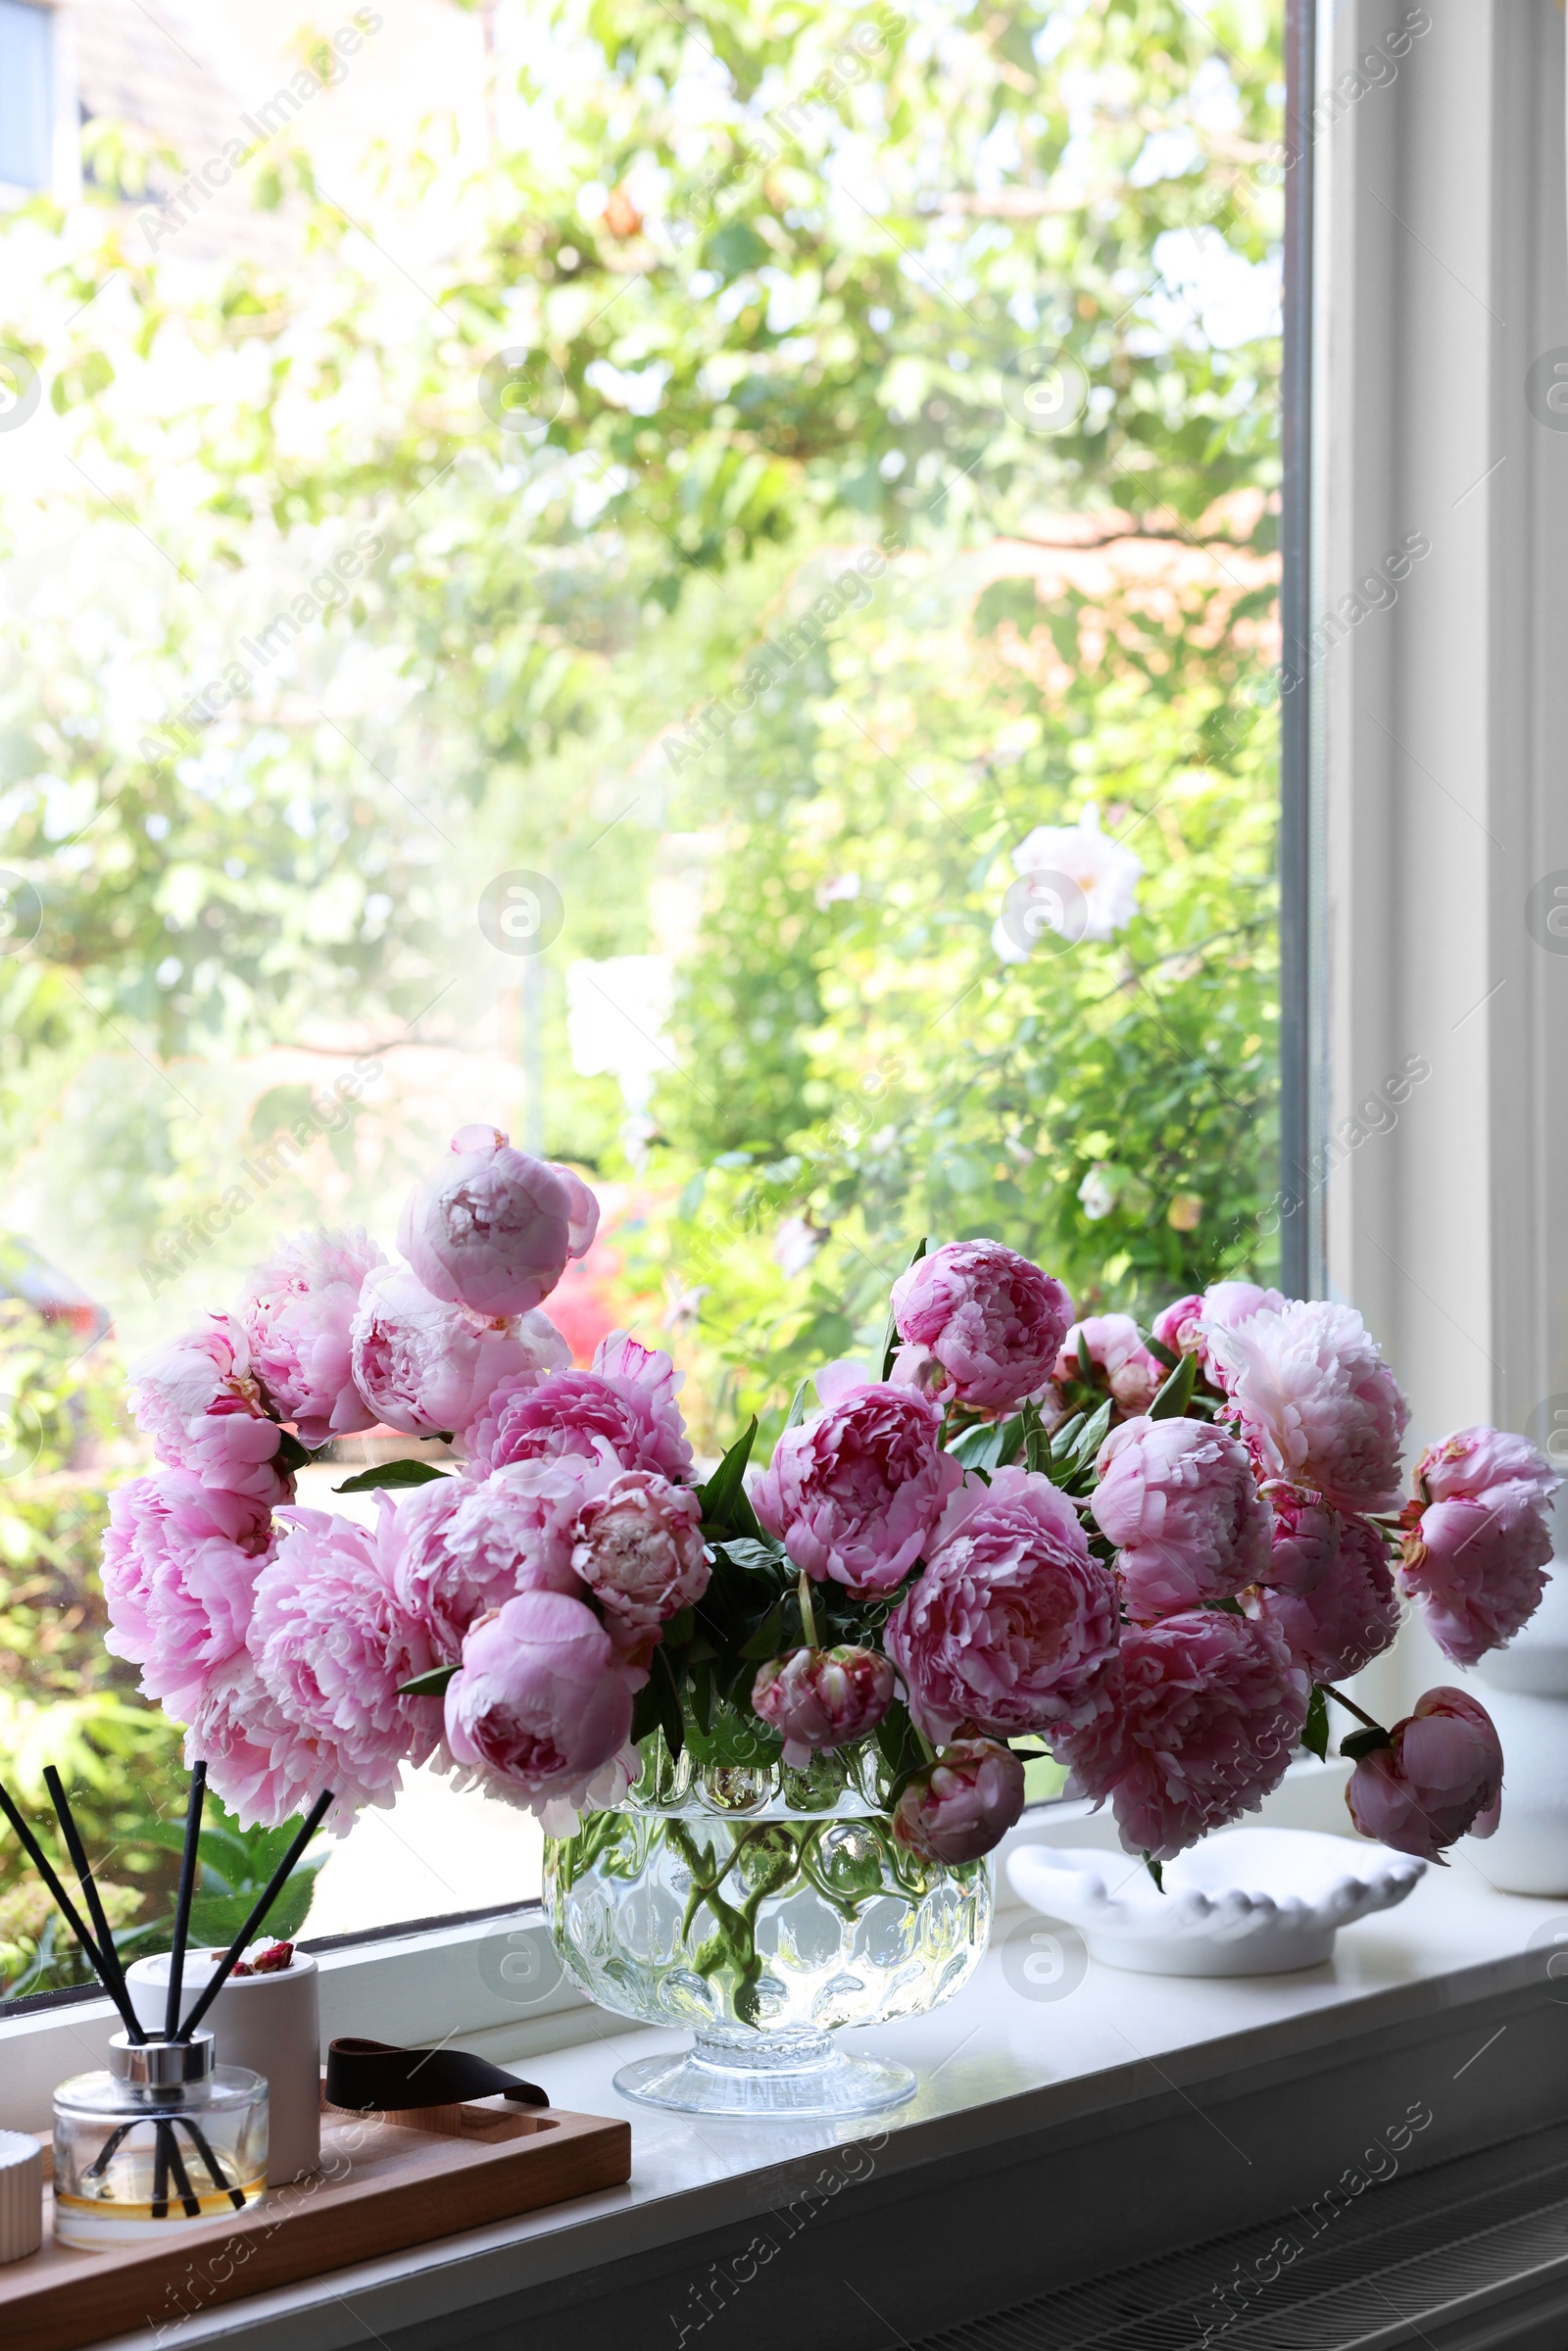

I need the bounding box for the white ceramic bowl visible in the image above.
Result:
[1006,1826,1425,1977]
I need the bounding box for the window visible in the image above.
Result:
[0,0,1291,1987]
[0,0,52,193]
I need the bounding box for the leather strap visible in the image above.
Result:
[324,2035,548,2112]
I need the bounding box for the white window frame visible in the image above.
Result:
[3,1,1564,2109]
[1308,0,1568,1725]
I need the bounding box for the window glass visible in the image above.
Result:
[0,0,51,193]
[0,0,1284,1984]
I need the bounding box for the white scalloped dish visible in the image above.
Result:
[1006,1826,1426,1977]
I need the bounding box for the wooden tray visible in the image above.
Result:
[1,2098,631,2351]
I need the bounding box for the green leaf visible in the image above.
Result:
[1147,1352,1199,1421]
[274,1429,321,1476]
[996,1413,1028,1468]
[1143,1853,1165,1894]
[1301,1684,1329,1762]
[878,1235,927,1381]
[335,1459,452,1493]
[1340,1724,1393,1762]
[1146,1334,1182,1372]
[949,1421,1004,1470]
[683,1699,781,1768]
[1066,1396,1113,1471]
[697,1418,761,1538]
[397,1664,459,1697]
[739,1600,786,1661]
[784,1380,809,1432]
[1076,1334,1094,1384]
[1020,1399,1051,1476]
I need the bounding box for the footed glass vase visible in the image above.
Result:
[543,1740,991,2118]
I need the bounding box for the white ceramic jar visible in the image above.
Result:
[1465,1566,1568,1895]
[127,1949,319,2183]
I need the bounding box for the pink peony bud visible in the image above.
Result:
[889,1240,1072,1412]
[1209,1298,1408,1514]
[1151,1294,1204,1361]
[349,1262,565,1440]
[1054,1314,1164,1417]
[752,1644,895,1767]
[1256,1488,1341,1596]
[892,1739,1026,1864]
[127,1315,292,1506]
[1346,1688,1502,1861]
[754,1377,961,1596]
[443,1588,635,1813]
[570,1470,710,1636]
[241,1226,385,1446]
[885,1466,1119,1739]
[1052,1609,1307,1861]
[398,1127,599,1317]
[1249,1512,1400,1683]
[1091,1417,1272,1620]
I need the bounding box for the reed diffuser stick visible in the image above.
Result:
[165,1763,206,2040]
[0,1780,113,1992]
[177,1789,333,2042]
[43,1767,145,2042]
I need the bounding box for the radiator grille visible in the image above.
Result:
[911,2121,1568,2351]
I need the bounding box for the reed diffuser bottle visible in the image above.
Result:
[53,2033,268,2247]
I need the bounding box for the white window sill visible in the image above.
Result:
[4,1759,1561,2350]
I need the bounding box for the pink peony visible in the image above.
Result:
[102,1472,274,1717]
[248,1506,443,1815]
[1399,1493,1554,1667]
[754,1378,961,1595]
[468,1330,693,1484]
[183,1653,352,1832]
[1192,1281,1286,1384]
[1091,1417,1272,1620]
[1053,1609,1307,1861]
[241,1226,385,1446]
[386,1459,586,1657]
[443,1589,635,1813]
[1210,1298,1408,1513]
[1151,1294,1204,1361]
[752,1645,895,1767]
[890,1241,1072,1412]
[1257,1489,1341,1596]
[1346,1688,1502,1861]
[1414,1425,1559,1510]
[1054,1314,1164,1417]
[570,1470,709,1637]
[1250,1513,1400,1682]
[885,1466,1119,1739]
[127,1316,292,1505]
[397,1125,599,1317]
[892,1739,1026,1864]
[349,1262,564,1440]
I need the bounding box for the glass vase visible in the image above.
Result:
[543,1739,991,2118]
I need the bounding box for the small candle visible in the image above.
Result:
[0,2130,42,2264]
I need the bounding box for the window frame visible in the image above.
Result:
[6,0,1560,2066]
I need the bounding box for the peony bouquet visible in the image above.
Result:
[101,1126,1559,1877]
